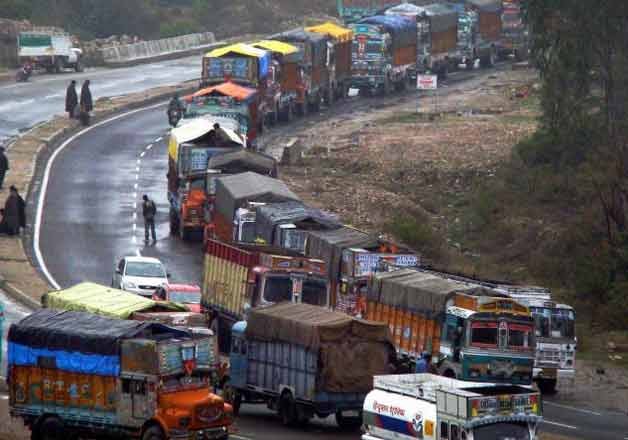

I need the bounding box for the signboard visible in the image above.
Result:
[470,393,539,418]
[417,74,438,90]
[342,250,419,278]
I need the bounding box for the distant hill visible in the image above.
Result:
[0,0,338,40]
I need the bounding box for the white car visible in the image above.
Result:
[112,256,170,297]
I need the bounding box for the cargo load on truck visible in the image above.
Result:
[305,22,354,102]
[367,268,536,385]
[269,28,330,115]
[337,0,400,23]
[212,171,300,243]
[8,310,231,440]
[202,43,271,87]
[464,0,503,66]
[251,40,302,123]
[18,29,83,73]
[362,373,542,440]
[226,302,395,428]
[350,15,417,94]
[416,3,460,76]
[500,0,529,60]
[168,116,246,241]
[254,200,341,252]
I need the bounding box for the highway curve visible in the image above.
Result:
[34,86,628,440]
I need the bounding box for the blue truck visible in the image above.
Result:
[225,302,395,429]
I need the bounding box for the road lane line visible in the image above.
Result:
[544,401,602,416]
[133,202,137,209]
[136,159,141,164]
[134,183,138,189]
[135,166,140,172]
[132,223,136,231]
[146,144,153,150]
[140,151,145,157]
[133,213,137,220]
[543,420,578,430]
[135,249,141,257]
[155,137,162,142]
[33,101,167,290]
[230,435,253,440]
[135,175,139,180]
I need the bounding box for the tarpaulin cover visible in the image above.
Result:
[368,269,498,318]
[8,309,189,356]
[214,171,300,220]
[269,28,328,66]
[207,149,278,177]
[42,282,187,320]
[246,302,393,393]
[466,0,502,12]
[252,40,299,55]
[385,3,426,17]
[423,3,460,33]
[305,22,354,43]
[8,342,120,376]
[168,117,245,161]
[305,227,379,283]
[358,15,418,48]
[205,43,271,78]
[255,201,341,245]
[192,81,258,101]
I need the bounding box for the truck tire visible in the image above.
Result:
[180,225,191,241]
[383,77,392,95]
[325,87,334,107]
[279,392,297,426]
[54,57,63,74]
[75,60,84,73]
[35,417,65,440]
[335,410,362,431]
[169,208,179,235]
[142,425,165,440]
[537,378,557,394]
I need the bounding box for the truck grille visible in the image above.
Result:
[538,348,560,363]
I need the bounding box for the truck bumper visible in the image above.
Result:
[533,367,575,380]
[170,426,229,440]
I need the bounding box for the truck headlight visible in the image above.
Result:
[124,282,137,289]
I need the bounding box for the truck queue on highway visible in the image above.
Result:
[6,1,562,439]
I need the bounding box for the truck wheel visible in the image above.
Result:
[383,77,392,95]
[537,378,557,394]
[335,410,362,431]
[279,392,297,426]
[325,87,334,107]
[142,425,165,440]
[36,417,65,440]
[180,225,191,241]
[54,57,63,74]
[169,208,179,235]
[74,60,84,73]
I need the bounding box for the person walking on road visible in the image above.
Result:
[142,194,157,243]
[65,80,78,119]
[80,79,93,126]
[167,93,184,127]
[4,185,25,235]
[0,146,8,190]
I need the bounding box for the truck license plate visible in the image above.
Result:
[343,410,360,417]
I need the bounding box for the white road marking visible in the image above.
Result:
[133,212,137,220]
[543,420,578,430]
[133,202,137,209]
[134,183,138,189]
[132,223,136,231]
[0,395,8,400]
[135,166,140,172]
[140,151,145,157]
[132,236,137,244]
[155,137,162,142]
[230,435,253,440]
[135,249,141,257]
[544,401,602,416]
[33,101,167,290]
[135,174,139,181]
[146,143,153,150]
[133,192,137,199]
[136,159,141,164]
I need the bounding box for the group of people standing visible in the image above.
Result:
[65,80,93,125]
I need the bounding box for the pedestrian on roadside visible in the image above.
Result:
[0,146,8,190]
[4,185,25,235]
[80,79,93,126]
[167,92,184,127]
[142,194,157,243]
[65,80,78,119]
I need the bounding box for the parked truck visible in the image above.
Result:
[362,373,542,440]
[305,22,354,102]
[500,0,529,61]
[202,44,272,132]
[415,269,576,393]
[202,238,329,353]
[8,309,232,440]
[227,302,395,429]
[463,0,503,67]
[269,29,330,115]
[350,15,417,94]
[211,171,300,243]
[305,227,419,315]
[337,0,400,23]
[251,40,302,123]
[253,200,341,252]
[415,3,461,77]
[168,116,246,240]
[367,269,536,385]
[17,29,83,73]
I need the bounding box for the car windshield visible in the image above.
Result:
[473,422,530,440]
[169,291,201,304]
[125,262,165,278]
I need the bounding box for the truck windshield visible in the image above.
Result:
[263,275,327,306]
[508,324,533,350]
[473,422,530,440]
[471,322,498,348]
[530,307,575,339]
[301,278,327,306]
[240,221,256,243]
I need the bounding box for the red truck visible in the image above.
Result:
[269,28,330,115]
[201,238,329,353]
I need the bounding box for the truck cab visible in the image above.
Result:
[438,297,535,385]
[362,373,542,440]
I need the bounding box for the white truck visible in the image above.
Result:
[362,373,543,440]
[18,29,83,73]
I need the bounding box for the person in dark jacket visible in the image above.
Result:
[65,80,78,119]
[80,80,93,126]
[4,185,25,235]
[142,194,157,243]
[0,146,8,190]
[167,93,184,127]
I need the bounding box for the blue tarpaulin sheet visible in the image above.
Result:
[8,342,120,376]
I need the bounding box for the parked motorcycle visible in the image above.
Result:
[15,64,33,82]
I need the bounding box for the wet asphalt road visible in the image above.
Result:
[0,55,201,145]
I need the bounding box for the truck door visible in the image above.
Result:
[122,378,150,420]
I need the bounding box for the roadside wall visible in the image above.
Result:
[98,32,216,65]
